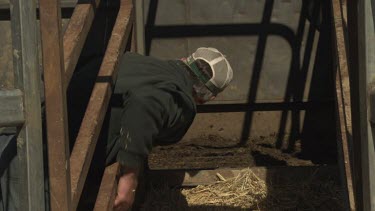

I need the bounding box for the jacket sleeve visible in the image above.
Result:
[113,87,175,169]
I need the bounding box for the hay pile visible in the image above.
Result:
[140,168,344,210]
[181,170,267,209]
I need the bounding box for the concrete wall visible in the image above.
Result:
[144,0,336,161]
[0,0,337,163]
[144,0,332,103]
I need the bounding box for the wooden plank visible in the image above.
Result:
[148,166,340,187]
[63,0,100,86]
[0,0,125,9]
[0,0,78,9]
[0,89,24,127]
[93,163,120,211]
[69,0,134,209]
[331,0,356,210]
[39,0,72,210]
[0,0,122,9]
[9,0,45,210]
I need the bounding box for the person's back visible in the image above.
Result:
[106,53,197,168]
[115,52,194,95]
[106,48,233,211]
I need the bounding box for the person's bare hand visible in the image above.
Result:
[113,167,139,211]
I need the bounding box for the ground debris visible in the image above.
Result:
[140,168,345,211]
[182,169,267,209]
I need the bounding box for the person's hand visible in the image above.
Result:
[113,167,139,211]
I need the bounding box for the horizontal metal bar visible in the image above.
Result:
[369,82,375,125]
[0,89,24,127]
[195,101,334,113]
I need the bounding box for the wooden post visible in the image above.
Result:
[63,0,101,86]
[331,0,356,209]
[93,163,120,211]
[39,0,72,210]
[10,0,45,210]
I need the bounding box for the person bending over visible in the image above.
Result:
[105,47,233,210]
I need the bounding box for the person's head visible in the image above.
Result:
[183,47,233,104]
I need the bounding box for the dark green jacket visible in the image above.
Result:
[106,52,196,169]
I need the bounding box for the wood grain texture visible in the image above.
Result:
[331,0,356,210]
[10,0,45,209]
[63,0,100,86]
[69,0,134,209]
[93,163,120,211]
[39,0,72,210]
[0,0,78,9]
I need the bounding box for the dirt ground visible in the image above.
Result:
[78,135,342,210]
[140,135,344,211]
[138,170,345,211]
[148,134,318,170]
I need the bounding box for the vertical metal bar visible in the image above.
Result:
[346,1,364,210]
[358,0,375,210]
[39,0,72,210]
[131,22,137,53]
[135,0,145,54]
[9,0,45,210]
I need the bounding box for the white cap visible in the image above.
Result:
[187,47,233,95]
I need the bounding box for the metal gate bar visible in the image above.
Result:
[357,0,375,210]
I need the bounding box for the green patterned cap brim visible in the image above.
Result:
[186,56,220,95]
